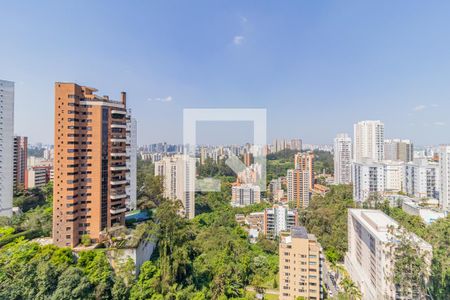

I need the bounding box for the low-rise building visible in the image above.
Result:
[263,205,298,239]
[27,166,52,189]
[402,200,446,224]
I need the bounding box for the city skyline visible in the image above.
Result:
[1,3,449,299]
[2,1,450,145]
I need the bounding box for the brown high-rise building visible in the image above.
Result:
[287,169,311,208]
[279,226,323,300]
[243,152,253,167]
[53,83,128,247]
[13,136,28,192]
[294,152,314,190]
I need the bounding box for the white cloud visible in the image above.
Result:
[233,35,245,45]
[240,16,248,23]
[433,121,445,126]
[148,96,173,103]
[413,104,426,111]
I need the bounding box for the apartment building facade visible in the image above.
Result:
[353,120,384,163]
[334,133,352,184]
[28,166,50,189]
[345,209,432,300]
[384,139,413,162]
[279,226,323,300]
[404,158,440,200]
[13,136,28,191]
[263,205,298,239]
[53,83,129,247]
[154,155,196,219]
[294,152,315,190]
[126,111,137,210]
[0,80,14,217]
[352,161,385,203]
[439,145,450,210]
[231,183,261,207]
[287,169,311,208]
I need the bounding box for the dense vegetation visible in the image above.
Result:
[379,204,450,299]
[266,149,334,182]
[312,150,333,174]
[130,193,278,299]
[0,240,131,299]
[299,184,355,262]
[0,183,54,246]
[0,158,279,299]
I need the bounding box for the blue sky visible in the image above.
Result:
[1,1,450,146]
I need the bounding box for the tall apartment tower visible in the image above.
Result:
[287,169,311,208]
[13,136,28,192]
[243,152,253,167]
[53,83,129,247]
[0,80,14,216]
[290,138,302,151]
[439,145,450,210]
[279,226,323,300]
[154,155,196,219]
[384,139,413,162]
[353,120,384,163]
[126,111,137,211]
[294,152,314,190]
[334,133,352,184]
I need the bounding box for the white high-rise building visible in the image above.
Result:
[231,184,261,207]
[345,209,432,300]
[352,160,405,202]
[126,111,137,210]
[353,121,384,163]
[439,145,450,211]
[352,161,385,203]
[0,80,14,217]
[404,158,440,200]
[155,155,196,219]
[334,133,352,184]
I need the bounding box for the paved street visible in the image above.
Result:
[323,262,340,298]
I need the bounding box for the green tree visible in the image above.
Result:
[386,226,430,299]
[299,184,355,261]
[51,267,94,300]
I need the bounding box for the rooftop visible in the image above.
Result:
[349,209,398,241]
[291,226,308,239]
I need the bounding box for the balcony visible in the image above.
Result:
[111,123,127,129]
[110,207,127,215]
[111,152,127,157]
[111,138,127,143]
[111,110,126,115]
[110,193,127,200]
[110,180,128,185]
[110,165,128,171]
